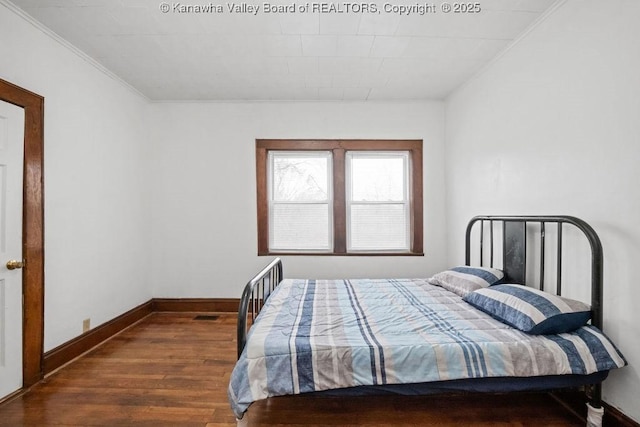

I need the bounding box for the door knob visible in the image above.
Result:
[6,259,25,270]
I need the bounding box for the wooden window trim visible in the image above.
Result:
[256,139,423,256]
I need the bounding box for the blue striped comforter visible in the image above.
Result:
[228,279,626,418]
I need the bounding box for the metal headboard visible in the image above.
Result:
[465,215,604,330]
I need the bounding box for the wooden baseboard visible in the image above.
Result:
[43,301,153,375]
[551,390,639,427]
[0,388,26,407]
[152,298,239,313]
[603,403,640,427]
[42,298,240,376]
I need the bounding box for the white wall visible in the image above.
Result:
[0,3,152,351]
[2,0,448,355]
[445,0,640,421]
[147,101,447,298]
[5,0,638,421]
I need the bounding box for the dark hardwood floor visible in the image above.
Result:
[0,313,584,426]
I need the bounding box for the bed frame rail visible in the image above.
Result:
[237,258,283,358]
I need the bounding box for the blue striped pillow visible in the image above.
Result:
[429,266,504,298]
[463,284,592,334]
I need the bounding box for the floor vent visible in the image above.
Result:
[193,315,220,321]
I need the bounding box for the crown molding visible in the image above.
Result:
[1,0,150,102]
[448,0,568,100]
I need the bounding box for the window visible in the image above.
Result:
[256,140,423,255]
[346,151,410,251]
[269,151,333,251]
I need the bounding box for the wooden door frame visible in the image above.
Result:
[0,78,45,387]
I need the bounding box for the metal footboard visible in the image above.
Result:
[237,258,283,358]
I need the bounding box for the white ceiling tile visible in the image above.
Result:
[301,35,337,56]
[331,73,361,88]
[199,14,283,36]
[318,87,344,100]
[368,77,456,100]
[400,37,450,58]
[9,0,559,100]
[396,13,478,38]
[260,35,303,56]
[72,0,124,6]
[459,39,510,61]
[396,10,540,40]
[398,9,544,39]
[320,13,362,34]
[110,35,163,57]
[357,11,401,35]
[461,10,543,39]
[367,86,420,100]
[379,58,432,74]
[278,12,319,34]
[370,36,411,57]
[358,73,391,88]
[287,57,319,74]
[478,0,520,11]
[150,7,209,34]
[71,6,129,36]
[197,35,252,57]
[335,35,374,57]
[482,0,559,12]
[105,0,151,6]
[12,0,83,6]
[305,74,333,88]
[221,35,271,57]
[515,0,559,12]
[272,86,320,100]
[265,73,307,89]
[215,15,283,35]
[107,6,159,35]
[221,57,290,74]
[343,87,371,101]
[318,57,382,74]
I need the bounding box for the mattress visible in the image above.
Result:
[228,278,626,418]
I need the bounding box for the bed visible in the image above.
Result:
[228,215,627,426]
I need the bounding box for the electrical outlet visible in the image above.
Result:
[83,318,90,333]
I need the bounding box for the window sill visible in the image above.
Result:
[259,251,425,257]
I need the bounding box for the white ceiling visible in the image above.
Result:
[9,0,559,101]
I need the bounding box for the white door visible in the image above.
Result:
[0,100,25,399]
